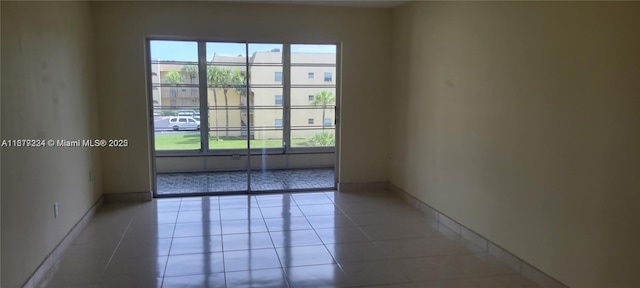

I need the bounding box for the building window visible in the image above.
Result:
[275,72,283,82]
[308,95,314,102]
[308,72,314,79]
[275,95,283,106]
[324,118,332,127]
[324,72,332,82]
[308,118,314,125]
[275,119,283,128]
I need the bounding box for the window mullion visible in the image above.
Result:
[197,41,209,152]
[283,43,291,152]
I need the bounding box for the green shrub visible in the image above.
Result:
[307,132,335,146]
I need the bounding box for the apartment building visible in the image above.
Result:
[153,50,336,141]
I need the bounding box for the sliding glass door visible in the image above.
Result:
[290,44,337,152]
[246,43,286,192]
[149,40,337,196]
[205,42,250,191]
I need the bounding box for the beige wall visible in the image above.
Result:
[390,2,640,287]
[93,1,391,194]
[1,2,102,287]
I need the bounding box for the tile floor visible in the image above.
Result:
[37,190,539,288]
[156,168,335,195]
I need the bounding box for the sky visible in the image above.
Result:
[150,40,336,62]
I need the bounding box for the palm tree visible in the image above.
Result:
[181,65,198,103]
[312,90,335,131]
[208,67,246,137]
[207,66,224,140]
[164,71,184,109]
[230,69,247,136]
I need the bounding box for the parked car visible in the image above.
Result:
[169,117,200,131]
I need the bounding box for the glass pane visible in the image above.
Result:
[249,68,284,87]
[249,43,283,64]
[153,106,201,150]
[150,40,200,151]
[208,87,249,150]
[250,88,284,149]
[291,66,336,86]
[247,44,284,151]
[249,44,285,192]
[289,44,336,149]
[290,87,335,148]
[201,44,251,193]
[291,129,335,148]
[207,42,247,64]
[291,44,336,64]
[150,40,198,62]
[150,63,200,85]
[206,42,249,151]
[207,65,247,88]
[248,44,283,92]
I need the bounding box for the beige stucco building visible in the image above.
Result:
[154,50,336,141]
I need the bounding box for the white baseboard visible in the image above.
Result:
[388,182,569,288]
[104,191,152,202]
[338,181,388,193]
[24,196,105,288]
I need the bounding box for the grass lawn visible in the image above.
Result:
[154,133,313,150]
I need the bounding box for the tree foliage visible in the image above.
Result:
[164,71,184,85]
[207,66,247,137]
[181,65,198,101]
[312,90,335,131]
[307,131,335,146]
[181,65,198,83]
[164,71,184,102]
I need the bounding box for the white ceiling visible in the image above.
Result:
[219,0,411,8]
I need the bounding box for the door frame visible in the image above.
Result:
[146,38,341,197]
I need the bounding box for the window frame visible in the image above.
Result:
[147,39,339,156]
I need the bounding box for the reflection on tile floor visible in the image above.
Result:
[37,190,540,288]
[157,168,335,195]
